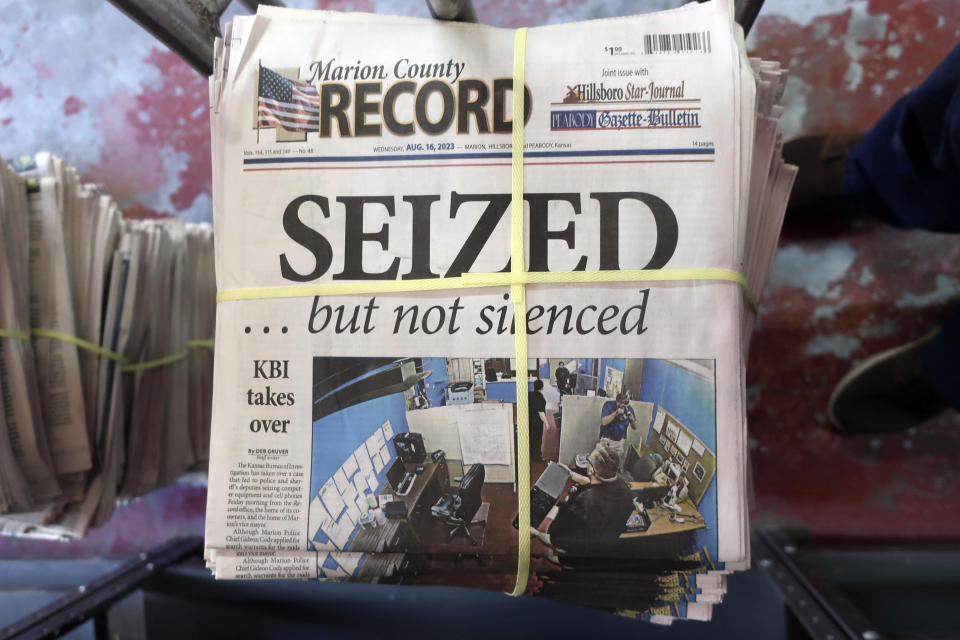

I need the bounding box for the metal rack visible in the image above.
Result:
[106,0,766,77]
[5,528,956,639]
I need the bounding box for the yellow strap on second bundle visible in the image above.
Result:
[27,328,209,372]
[0,329,31,342]
[121,349,190,372]
[31,328,126,362]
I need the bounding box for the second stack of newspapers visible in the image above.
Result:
[0,154,215,540]
[206,0,796,622]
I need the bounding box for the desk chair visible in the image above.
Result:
[628,452,664,483]
[431,463,486,545]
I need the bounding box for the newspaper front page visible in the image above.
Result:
[207,0,771,616]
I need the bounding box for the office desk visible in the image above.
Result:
[355,552,406,581]
[387,460,448,520]
[350,459,447,554]
[620,481,706,539]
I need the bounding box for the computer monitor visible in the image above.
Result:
[386,458,406,492]
[666,461,681,483]
[393,432,426,463]
[633,484,671,507]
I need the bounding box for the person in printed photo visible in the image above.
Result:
[598,392,637,463]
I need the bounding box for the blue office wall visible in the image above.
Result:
[539,359,594,384]
[485,379,534,402]
[637,359,719,567]
[421,357,449,407]
[309,390,410,547]
[486,380,516,402]
[577,358,594,377]
[573,358,594,382]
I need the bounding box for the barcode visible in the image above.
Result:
[643,31,711,54]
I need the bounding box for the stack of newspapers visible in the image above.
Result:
[206,0,795,622]
[0,154,215,540]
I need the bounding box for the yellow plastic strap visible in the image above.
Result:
[31,328,126,362]
[0,329,31,342]
[31,328,199,371]
[462,268,758,312]
[217,277,468,302]
[509,26,531,598]
[217,268,758,313]
[188,339,215,349]
[121,349,189,372]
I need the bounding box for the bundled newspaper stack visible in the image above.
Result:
[206,0,795,622]
[0,154,215,540]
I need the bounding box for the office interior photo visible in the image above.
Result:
[307,356,719,606]
[552,359,718,565]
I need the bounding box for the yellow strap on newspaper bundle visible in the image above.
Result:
[121,349,190,372]
[509,26,531,597]
[0,329,31,342]
[31,328,126,362]
[216,269,757,311]
[29,328,205,372]
[212,27,761,596]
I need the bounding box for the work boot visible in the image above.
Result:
[828,330,947,434]
[783,132,864,216]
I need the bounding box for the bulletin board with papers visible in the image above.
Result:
[457,404,512,466]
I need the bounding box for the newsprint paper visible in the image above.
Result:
[206,0,795,620]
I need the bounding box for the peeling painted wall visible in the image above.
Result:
[748,0,959,138]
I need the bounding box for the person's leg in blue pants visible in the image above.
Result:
[830,44,960,431]
[845,44,960,232]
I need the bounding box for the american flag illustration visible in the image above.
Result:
[257,66,320,132]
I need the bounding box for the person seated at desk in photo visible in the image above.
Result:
[530,442,634,555]
[528,379,548,463]
[599,393,637,463]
